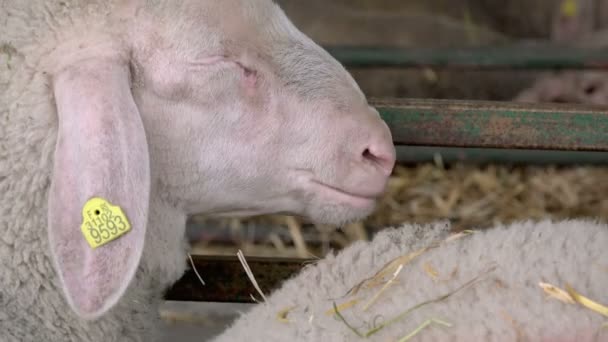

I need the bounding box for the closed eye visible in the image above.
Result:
[235,61,256,76]
[186,55,230,70]
[234,61,259,87]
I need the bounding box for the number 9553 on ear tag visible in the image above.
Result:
[81,197,131,249]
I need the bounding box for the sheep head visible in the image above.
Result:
[44,0,395,319]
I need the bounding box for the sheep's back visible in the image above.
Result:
[213,220,608,342]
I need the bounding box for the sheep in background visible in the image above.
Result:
[213,219,608,342]
[515,0,608,106]
[514,67,608,105]
[0,1,396,341]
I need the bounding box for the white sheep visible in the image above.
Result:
[213,219,608,341]
[514,6,608,106]
[0,1,396,341]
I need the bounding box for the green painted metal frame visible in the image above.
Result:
[395,146,608,165]
[329,44,608,163]
[326,45,608,69]
[372,98,608,151]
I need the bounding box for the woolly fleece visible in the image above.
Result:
[213,220,608,342]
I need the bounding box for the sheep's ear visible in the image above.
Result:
[47,57,150,320]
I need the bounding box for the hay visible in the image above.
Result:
[329,262,493,339]
[565,284,608,317]
[190,163,608,258]
[277,230,602,340]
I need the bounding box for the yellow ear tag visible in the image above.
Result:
[561,0,578,18]
[81,197,131,249]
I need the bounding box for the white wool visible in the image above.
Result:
[214,220,608,342]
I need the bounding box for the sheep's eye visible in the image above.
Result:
[238,63,258,87]
[243,66,255,77]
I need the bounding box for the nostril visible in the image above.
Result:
[362,148,374,161]
[361,144,396,175]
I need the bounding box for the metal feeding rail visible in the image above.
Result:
[326,44,608,70]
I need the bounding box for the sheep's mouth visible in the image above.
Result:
[309,179,380,208]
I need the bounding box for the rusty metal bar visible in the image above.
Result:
[372,98,608,152]
[327,44,608,69]
[395,146,608,165]
[164,255,312,302]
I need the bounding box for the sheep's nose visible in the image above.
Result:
[360,126,396,176]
